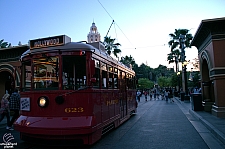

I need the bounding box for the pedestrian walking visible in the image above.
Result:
[161,89,165,100]
[9,88,20,128]
[168,88,174,102]
[137,90,141,102]
[153,90,156,100]
[149,90,153,100]
[164,90,169,101]
[144,91,148,101]
[0,93,13,130]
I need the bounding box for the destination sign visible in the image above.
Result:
[30,35,71,49]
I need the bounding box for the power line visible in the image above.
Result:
[97,0,114,20]
[98,0,136,49]
[114,23,136,49]
[122,44,167,50]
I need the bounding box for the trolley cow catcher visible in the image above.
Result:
[14,35,137,145]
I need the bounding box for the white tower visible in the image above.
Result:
[87,22,101,43]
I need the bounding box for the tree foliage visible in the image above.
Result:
[157,76,171,87]
[168,29,193,51]
[167,29,193,71]
[120,55,136,68]
[103,36,121,57]
[167,49,180,72]
[137,78,154,89]
[0,39,11,48]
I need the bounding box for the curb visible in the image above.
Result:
[189,109,225,145]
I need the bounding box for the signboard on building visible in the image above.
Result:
[29,35,71,49]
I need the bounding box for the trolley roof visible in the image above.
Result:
[21,35,134,73]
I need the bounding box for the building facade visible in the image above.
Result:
[0,45,29,97]
[191,17,225,118]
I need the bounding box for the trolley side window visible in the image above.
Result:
[33,57,59,90]
[62,56,86,90]
[101,62,107,88]
[114,68,118,89]
[92,59,100,88]
[108,65,113,89]
[21,60,31,91]
[126,74,134,89]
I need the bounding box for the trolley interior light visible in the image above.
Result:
[38,96,49,107]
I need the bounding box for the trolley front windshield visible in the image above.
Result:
[33,56,59,90]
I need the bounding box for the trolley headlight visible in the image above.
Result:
[38,96,49,108]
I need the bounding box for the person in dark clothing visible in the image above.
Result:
[144,91,148,101]
[9,88,20,128]
[0,93,13,130]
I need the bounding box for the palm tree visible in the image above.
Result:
[167,49,180,72]
[168,29,193,53]
[103,36,121,57]
[120,55,136,68]
[0,39,11,48]
[168,29,193,71]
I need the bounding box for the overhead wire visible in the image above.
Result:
[98,0,136,49]
[123,44,167,49]
[97,0,114,20]
[98,0,167,50]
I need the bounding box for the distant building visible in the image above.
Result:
[87,22,106,52]
[87,22,101,43]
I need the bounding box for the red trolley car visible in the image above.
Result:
[14,35,137,145]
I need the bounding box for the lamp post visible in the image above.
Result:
[177,71,181,93]
[189,68,193,81]
[179,35,190,102]
[182,61,190,102]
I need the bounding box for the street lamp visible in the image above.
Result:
[179,34,190,102]
[177,71,181,93]
[189,68,193,81]
[182,61,190,102]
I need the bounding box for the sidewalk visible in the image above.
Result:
[175,97,225,146]
[0,116,12,129]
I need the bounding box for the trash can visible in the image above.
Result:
[191,93,203,111]
[180,92,185,101]
[174,91,178,97]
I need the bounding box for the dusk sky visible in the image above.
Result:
[1,0,225,69]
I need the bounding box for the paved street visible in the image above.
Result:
[0,96,225,149]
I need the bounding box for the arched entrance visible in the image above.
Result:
[201,59,215,111]
[0,71,14,97]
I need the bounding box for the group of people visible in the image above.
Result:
[0,88,20,131]
[136,87,175,102]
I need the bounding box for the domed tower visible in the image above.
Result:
[87,22,101,43]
